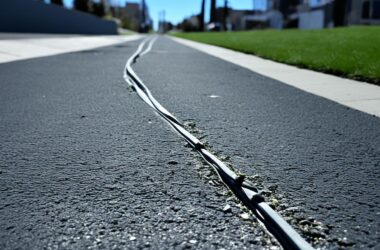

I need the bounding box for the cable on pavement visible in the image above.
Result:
[123,36,315,250]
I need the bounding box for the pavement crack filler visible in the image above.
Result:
[123,36,315,250]
[183,120,330,249]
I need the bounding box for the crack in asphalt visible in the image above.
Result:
[183,120,330,249]
[123,36,315,250]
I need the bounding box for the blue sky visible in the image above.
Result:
[62,0,266,29]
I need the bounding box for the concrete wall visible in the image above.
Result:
[0,0,117,35]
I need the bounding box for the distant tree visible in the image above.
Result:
[333,0,348,26]
[180,19,199,32]
[199,0,205,31]
[122,17,139,32]
[222,0,228,30]
[92,1,105,17]
[140,0,147,33]
[74,0,90,13]
[51,0,63,6]
[210,0,216,23]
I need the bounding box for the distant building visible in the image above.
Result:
[243,0,380,30]
[297,0,334,29]
[345,0,380,25]
[180,0,379,32]
[119,2,140,31]
[242,10,284,29]
[229,9,252,30]
[119,1,153,32]
[123,2,140,21]
[211,7,255,30]
[232,0,299,30]
[179,14,200,31]
[297,0,380,29]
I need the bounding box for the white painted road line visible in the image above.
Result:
[0,34,142,64]
[171,36,380,118]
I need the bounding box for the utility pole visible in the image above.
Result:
[159,10,166,33]
[158,11,162,33]
[163,10,166,32]
[141,0,146,33]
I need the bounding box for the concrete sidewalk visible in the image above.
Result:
[171,36,380,118]
[0,33,142,64]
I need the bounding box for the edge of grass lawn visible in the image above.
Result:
[171,27,380,86]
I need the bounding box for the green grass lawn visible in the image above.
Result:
[173,26,380,84]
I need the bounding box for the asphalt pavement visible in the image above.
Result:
[133,36,380,249]
[0,36,379,249]
[0,39,275,249]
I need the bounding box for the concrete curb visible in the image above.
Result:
[170,36,380,118]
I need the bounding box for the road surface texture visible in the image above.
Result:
[132,37,380,249]
[0,39,276,249]
[0,36,379,249]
